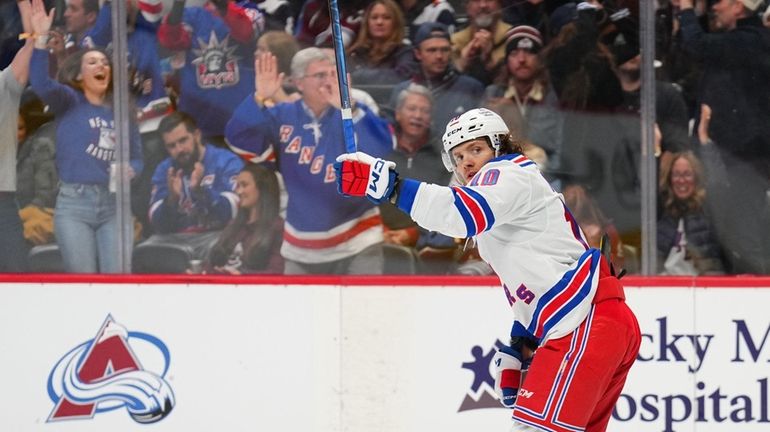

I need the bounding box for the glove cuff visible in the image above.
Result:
[388,177,402,205]
[500,369,521,389]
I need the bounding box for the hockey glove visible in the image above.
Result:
[492,345,523,408]
[335,152,398,205]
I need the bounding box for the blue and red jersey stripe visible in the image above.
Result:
[528,249,599,339]
[451,186,496,237]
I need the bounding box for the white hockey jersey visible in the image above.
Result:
[396,153,601,343]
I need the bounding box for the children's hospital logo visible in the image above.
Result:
[46,315,175,424]
[459,339,507,412]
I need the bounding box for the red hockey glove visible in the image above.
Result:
[335,152,398,204]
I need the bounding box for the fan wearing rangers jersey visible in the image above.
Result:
[149,111,243,234]
[225,48,395,274]
[335,108,640,432]
[157,0,258,140]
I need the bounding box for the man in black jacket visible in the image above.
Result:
[388,22,485,151]
[679,0,770,273]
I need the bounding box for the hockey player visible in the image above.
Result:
[335,108,641,432]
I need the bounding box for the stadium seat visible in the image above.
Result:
[28,244,64,273]
[381,243,420,275]
[132,241,195,274]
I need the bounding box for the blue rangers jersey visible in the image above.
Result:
[149,144,243,233]
[158,6,256,138]
[396,153,600,343]
[29,49,144,185]
[225,97,395,263]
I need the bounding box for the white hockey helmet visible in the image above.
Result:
[441,108,509,172]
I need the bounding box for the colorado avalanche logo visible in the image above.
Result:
[46,315,175,424]
[458,339,507,412]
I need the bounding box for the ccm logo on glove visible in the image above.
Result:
[369,159,388,194]
[335,152,399,205]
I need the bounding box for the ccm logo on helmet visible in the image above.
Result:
[446,127,463,137]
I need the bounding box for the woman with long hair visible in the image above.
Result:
[347,0,416,103]
[29,0,143,273]
[206,164,284,274]
[657,151,726,275]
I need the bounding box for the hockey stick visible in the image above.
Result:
[327,0,356,153]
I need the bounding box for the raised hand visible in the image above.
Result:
[189,162,204,191]
[254,51,283,104]
[326,70,354,111]
[29,0,54,38]
[698,104,712,145]
[166,167,183,203]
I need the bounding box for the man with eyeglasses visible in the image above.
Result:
[379,83,450,254]
[388,22,484,152]
[225,48,395,275]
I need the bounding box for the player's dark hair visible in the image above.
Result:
[494,133,525,156]
[158,111,199,136]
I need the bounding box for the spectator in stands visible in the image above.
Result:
[157,0,256,143]
[610,31,689,218]
[451,0,512,86]
[250,0,299,33]
[381,83,447,247]
[205,164,283,274]
[399,0,456,42]
[347,0,417,106]
[483,25,563,181]
[225,48,394,274]
[655,0,707,118]
[294,0,364,48]
[0,0,33,271]
[254,30,300,102]
[544,2,623,111]
[63,0,99,47]
[389,83,447,186]
[389,22,484,147]
[81,0,166,112]
[499,0,552,36]
[543,2,647,250]
[29,0,144,273]
[17,92,58,247]
[657,151,726,275]
[678,0,770,273]
[148,111,243,235]
[614,46,690,167]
